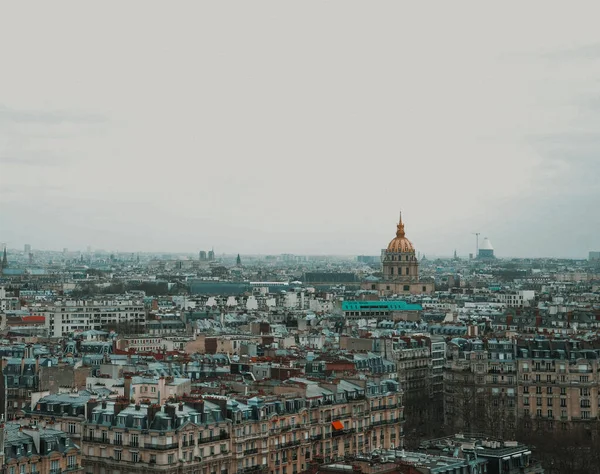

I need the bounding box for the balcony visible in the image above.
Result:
[332,429,355,438]
[370,419,398,427]
[310,434,323,441]
[239,465,269,474]
[144,442,179,450]
[244,448,259,455]
[282,440,301,448]
[64,465,83,473]
[83,436,111,444]
[371,404,398,411]
[198,434,229,445]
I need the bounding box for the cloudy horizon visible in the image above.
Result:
[1,2,599,259]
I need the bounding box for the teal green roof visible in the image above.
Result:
[342,300,422,312]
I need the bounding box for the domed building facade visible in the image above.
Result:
[362,213,434,296]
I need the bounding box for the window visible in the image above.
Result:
[68,422,76,434]
[168,454,175,464]
[68,455,77,468]
[132,451,139,463]
[130,434,139,447]
[115,448,122,460]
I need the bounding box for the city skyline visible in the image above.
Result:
[2,2,600,258]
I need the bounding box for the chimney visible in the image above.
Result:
[114,397,129,418]
[178,403,184,412]
[147,404,161,427]
[101,401,107,409]
[206,397,228,417]
[124,376,132,401]
[506,314,513,330]
[165,404,176,419]
[535,309,542,330]
[86,399,99,421]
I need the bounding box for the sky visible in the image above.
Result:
[1,1,599,258]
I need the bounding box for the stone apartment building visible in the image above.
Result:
[381,335,441,438]
[21,378,404,474]
[516,337,600,430]
[41,298,146,337]
[2,356,41,421]
[445,336,600,437]
[1,421,84,474]
[444,338,518,438]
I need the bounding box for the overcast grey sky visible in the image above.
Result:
[1,2,599,258]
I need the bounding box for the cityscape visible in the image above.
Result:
[2,3,600,474]
[1,214,599,474]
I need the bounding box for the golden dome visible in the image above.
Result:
[386,214,415,253]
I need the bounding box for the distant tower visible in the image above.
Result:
[1,247,7,269]
[24,244,31,255]
[29,253,34,265]
[208,249,215,261]
[236,254,242,267]
[199,251,207,261]
[472,233,480,258]
[453,249,458,260]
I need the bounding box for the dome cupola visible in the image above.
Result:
[386,213,415,253]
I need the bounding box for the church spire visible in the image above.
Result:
[396,211,405,238]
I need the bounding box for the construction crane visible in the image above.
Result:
[472,232,480,258]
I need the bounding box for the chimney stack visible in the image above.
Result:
[147,404,161,427]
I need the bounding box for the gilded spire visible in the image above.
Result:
[396,211,405,238]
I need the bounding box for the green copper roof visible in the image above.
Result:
[342,300,422,311]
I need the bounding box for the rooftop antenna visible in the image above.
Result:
[472,232,480,258]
